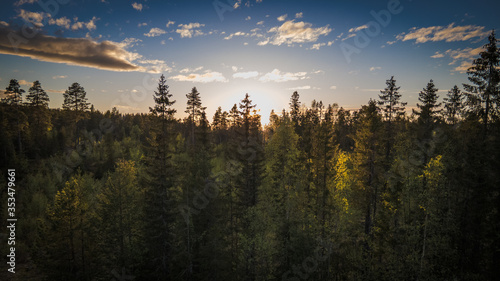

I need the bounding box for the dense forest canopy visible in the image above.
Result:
[0,31,499,281]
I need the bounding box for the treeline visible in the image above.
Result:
[0,32,499,281]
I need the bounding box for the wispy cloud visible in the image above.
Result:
[52,75,67,79]
[370,66,382,71]
[144,27,166,37]
[431,47,483,73]
[295,12,303,19]
[348,24,369,33]
[14,0,37,6]
[259,69,308,82]
[170,71,228,83]
[288,85,311,90]
[166,20,175,28]
[258,20,331,46]
[395,23,489,43]
[233,71,259,79]
[17,9,98,31]
[176,23,205,38]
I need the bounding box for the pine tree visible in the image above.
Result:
[63,82,90,112]
[1,79,25,105]
[443,85,464,125]
[25,80,49,107]
[463,30,500,137]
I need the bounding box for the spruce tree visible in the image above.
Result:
[463,30,500,137]
[443,85,464,125]
[414,79,441,139]
[145,74,176,280]
[63,82,90,112]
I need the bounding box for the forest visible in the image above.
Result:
[0,32,499,281]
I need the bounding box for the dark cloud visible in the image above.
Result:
[0,26,142,72]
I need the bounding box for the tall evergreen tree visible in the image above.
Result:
[443,85,464,125]
[289,91,301,126]
[1,79,25,105]
[463,30,500,137]
[185,87,206,145]
[414,79,441,139]
[25,80,49,107]
[63,82,90,112]
[145,74,177,280]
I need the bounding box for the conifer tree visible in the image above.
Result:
[443,85,464,125]
[25,80,49,107]
[463,30,500,137]
[1,79,25,105]
[145,74,176,280]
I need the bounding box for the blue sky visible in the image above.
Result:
[0,0,498,123]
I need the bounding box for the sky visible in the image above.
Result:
[0,0,498,123]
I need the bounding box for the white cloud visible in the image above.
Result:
[295,12,303,19]
[288,86,311,90]
[18,9,47,27]
[166,20,175,28]
[257,21,264,25]
[330,86,337,90]
[259,20,331,46]
[310,43,326,50]
[138,22,147,27]
[233,71,259,79]
[277,14,288,22]
[132,2,143,11]
[144,27,166,37]
[224,31,246,40]
[52,75,67,79]
[430,47,483,73]
[47,16,70,29]
[70,16,99,31]
[170,71,228,83]
[370,66,382,71]
[246,16,251,21]
[176,23,205,38]
[348,24,369,33]
[232,66,238,72]
[14,0,37,6]
[259,69,308,82]
[395,23,489,43]
[179,66,204,73]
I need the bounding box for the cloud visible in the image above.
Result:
[14,0,37,5]
[224,31,246,40]
[176,23,205,38]
[233,71,259,79]
[295,12,303,19]
[170,71,228,83]
[259,20,331,46]
[395,23,489,43]
[277,14,288,22]
[310,43,326,50]
[138,22,147,27]
[259,69,308,82]
[348,24,369,33]
[144,27,166,37]
[52,75,67,79]
[246,16,252,21]
[257,21,264,25]
[431,47,483,73]
[232,66,238,72]
[132,2,143,11]
[18,79,31,86]
[369,66,382,71]
[179,66,204,73]
[330,86,337,90]
[18,9,47,27]
[288,86,311,90]
[71,16,98,31]
[166,20,175,28]
[48,16,71,29]
[0,25,143,72]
